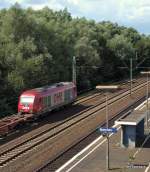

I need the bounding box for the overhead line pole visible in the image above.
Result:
[72,56,76,85]
[146,72,149,128]
[130,58,133,96]
[141,71,150,128]
[119,57,134,96]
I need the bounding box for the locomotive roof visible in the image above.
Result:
[21,82,75,96]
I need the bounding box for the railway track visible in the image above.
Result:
[37,103,142,172]
[0,77,145,136]
[0,77,145,141]
[0,78,149,172]
[0,77,146,148]
[75,77,145,105]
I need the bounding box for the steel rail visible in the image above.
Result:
[0,77,145,134]
[0,80,148,167]
[0,78,146,154]
[36,96,146,172]
[75,77,144,104]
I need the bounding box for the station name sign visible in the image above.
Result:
[99,127,117,133]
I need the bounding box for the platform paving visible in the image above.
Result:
[55,100,150,172]
[58,124,150,172]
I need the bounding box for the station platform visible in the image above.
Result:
[57,104,150,172]
[57,125,150,172]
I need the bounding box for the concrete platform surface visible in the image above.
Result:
[57,125,150,172]
[56,101,150,172]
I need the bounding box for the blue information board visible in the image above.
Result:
[99,127,117,133]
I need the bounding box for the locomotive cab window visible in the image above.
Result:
[65,89,72,102]
[20,96,35,104]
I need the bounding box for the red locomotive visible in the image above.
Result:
[0,82,76,136]
[18,82,77,115]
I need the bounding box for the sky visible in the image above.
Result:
[0,0,150,35]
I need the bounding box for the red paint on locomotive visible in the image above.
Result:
[18,82,77,114]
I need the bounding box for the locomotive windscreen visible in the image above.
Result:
[20,96,35,104]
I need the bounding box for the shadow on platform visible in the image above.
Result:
[136,134,150,148]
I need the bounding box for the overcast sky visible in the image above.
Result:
[0,0,150,34]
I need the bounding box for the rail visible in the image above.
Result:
[0,80,148,168]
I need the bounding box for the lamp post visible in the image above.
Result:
[141,71,150,127]
[96,85,119,170]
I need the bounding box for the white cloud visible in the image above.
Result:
[9,0,25,3]
[67,0,80,6]
[65,0,150,22]
[117,0,150,21]
[21,0,65,10]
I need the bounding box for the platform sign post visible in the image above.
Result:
[105,94,110,171]
[96,85,118,171]
[99,127,117,170]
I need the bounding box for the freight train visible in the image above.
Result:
[18,82,77,115]
[0,82,77,136]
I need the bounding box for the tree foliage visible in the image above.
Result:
[0,5,150,116]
